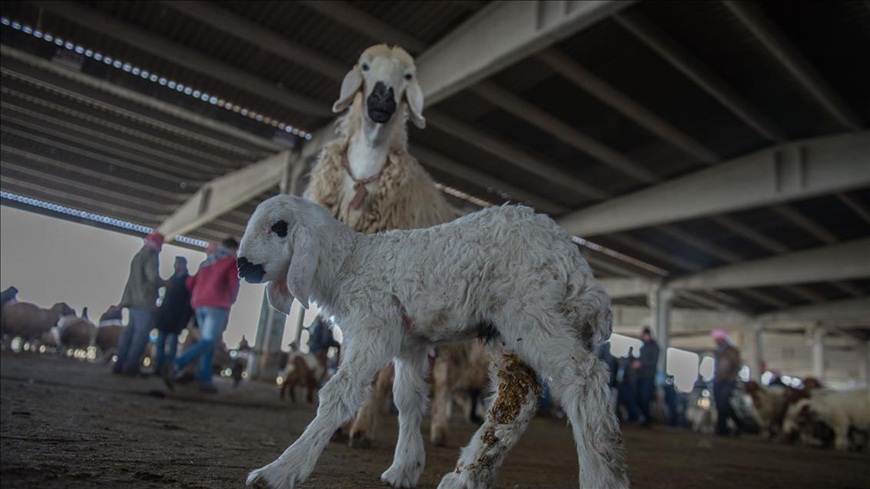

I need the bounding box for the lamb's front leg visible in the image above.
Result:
[247,332,396,489]
[381,346,429,488]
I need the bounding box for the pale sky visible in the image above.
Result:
[0,205,307,349]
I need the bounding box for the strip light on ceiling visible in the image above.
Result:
[1,191,209,248]
[0,16,312,140]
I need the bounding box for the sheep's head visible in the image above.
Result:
[332,44,425,129]
[51,302,75,317]
[238,195,329,313]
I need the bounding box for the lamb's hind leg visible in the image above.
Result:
[438,348,541,489]
[381,345,429,488]
[520,327,629,489]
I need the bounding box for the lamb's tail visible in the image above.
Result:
[565,282,613,354]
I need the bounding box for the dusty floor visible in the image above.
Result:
[1,353,868,489]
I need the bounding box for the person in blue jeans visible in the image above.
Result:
[114,233,164,376]
[165,239,240,393]
[153,256,193,375]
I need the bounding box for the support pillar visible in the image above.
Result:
[247,150,302,381]
[811,324,826,381]
[858,341,869,388]
[745,322,766,380]
[649,283,674,378]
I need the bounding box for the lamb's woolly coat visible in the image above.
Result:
[783,388,870,450]
[239,195,626,489]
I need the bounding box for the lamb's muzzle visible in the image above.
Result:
[237,256,266,284]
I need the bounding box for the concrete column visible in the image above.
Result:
[247,151,303,381]
[811,325,826,381]
[648,283,674,377]
[745,322,766,380]
[858,341,870,388]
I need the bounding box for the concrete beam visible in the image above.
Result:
[426,110,609,200]
[469,80,661,183]
[413,146,568,215]
[598,277,653,299]
[536,49,718,164]
[158,152,294,240]
[614,9,787,142]
[758,297,870,324]
[558,131,870,236]
[1,45,281,154]
[33,1,330,117]
[416,0,634,106]
[670,239,870,290]
[723,1,863,131]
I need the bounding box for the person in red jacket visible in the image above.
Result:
[166,238,240,393]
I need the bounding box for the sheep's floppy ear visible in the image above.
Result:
[286,226,318,310]
[333,67,363,113]
[266,280,294,315]
[405,78,426,129]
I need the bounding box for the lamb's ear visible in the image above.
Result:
[286,226,317,310]
[266,279,294,315]
[405,78,425,129]
[333,67,363,113]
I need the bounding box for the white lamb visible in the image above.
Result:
[238,194,628,489]
[782,388,870,451]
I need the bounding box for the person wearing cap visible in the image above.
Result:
[712,328,744,436]
[114,232,165,376]
[636,326,660,427]
[153,256,193,376]
[166,238,240,394]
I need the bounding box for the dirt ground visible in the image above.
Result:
[1,353,867,489]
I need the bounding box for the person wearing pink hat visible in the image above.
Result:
[711,328,744,436]
[114,232,165,376]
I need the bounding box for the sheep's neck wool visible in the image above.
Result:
[342,155,383,211]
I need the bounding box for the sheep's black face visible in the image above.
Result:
[367,81,397,123]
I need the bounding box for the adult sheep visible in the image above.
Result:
[1,301,75,345]
[304,43,485,448]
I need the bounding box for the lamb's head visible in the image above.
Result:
[238,195,332,313]
[332,44,425,129]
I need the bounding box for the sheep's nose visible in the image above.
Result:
[237,256,266,283]
[370,82,394,103]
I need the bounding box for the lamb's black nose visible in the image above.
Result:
[237,256,266,283]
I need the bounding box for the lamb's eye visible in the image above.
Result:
[404,73,412,81]
[271,220,288,237]
[361,63,370,72]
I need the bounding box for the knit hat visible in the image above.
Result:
[711,329,733,344]
[145,232,165,247]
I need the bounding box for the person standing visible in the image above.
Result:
[114,232,164,376]
[712,328,744,436]
[637,326,660,427]
[167,238,240,393]
[308,314,340,375]
[617,347,639,423]
[153,256,193,375]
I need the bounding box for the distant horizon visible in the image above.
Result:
[0,204,310,350]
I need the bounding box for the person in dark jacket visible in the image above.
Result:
[153,257,193,375]
[308,314,340,373]
[712,328,744,436]
[114,232,164,376]
[637,326,660,427]
[617,347,639,423]
[1,286,19,309]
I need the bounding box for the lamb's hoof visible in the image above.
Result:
[437,471,471,489]
[381,463,422,488]
[349,432,372,449]
[247,465,300,489]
